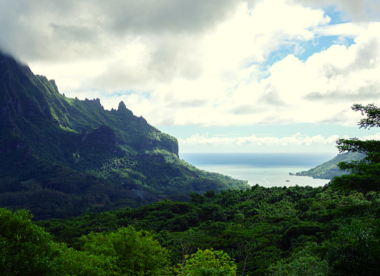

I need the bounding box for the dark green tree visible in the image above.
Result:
[331,103,380,193]
[0,208,62,276]
[326,220,380,276]
[80,225,171,275]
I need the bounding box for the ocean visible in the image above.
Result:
[180,153,337,188]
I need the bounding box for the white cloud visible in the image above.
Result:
[361,133,380,140]
[2,0,380,130]
[178,130,380,152]
[315,22,374,37]
[179,132,342,147]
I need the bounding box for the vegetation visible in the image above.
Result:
[0,182,376,275]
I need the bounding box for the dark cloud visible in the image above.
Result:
[102,0,242,36]
[229,105,266,115]
[50,24,99,43]
[0,0,243,62]
[303,82,380,103]
[259,90,287,107]
[94,36,203,88]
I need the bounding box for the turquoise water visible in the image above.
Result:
[180,153,336,188]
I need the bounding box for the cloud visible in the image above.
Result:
[179,132,342,147]
[179,131,380,149]
[167,99,208,109]
[316,22,373,37]
[229,105,267,115]
[293,0,380,21]
[66,7,380,128]
[361,133,380,140]
[303,83,380,103]
[0,0,243,62]
[2,0,380,129]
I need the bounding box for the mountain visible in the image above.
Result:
[0,52,248,220]
[294,152,366,180]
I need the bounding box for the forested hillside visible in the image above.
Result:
[0,52,248,220]
[295,152,366,180]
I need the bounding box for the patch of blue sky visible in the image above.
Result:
[261,6,354,67]
[260,36,353,68]
[322,5,351,24]
[297,36,355,61]
[261,35,355,69]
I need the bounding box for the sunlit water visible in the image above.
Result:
[180,153,336,188]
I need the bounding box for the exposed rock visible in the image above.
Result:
[117,101,133,116]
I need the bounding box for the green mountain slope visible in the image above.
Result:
[294,152,366,180]
[0,52,248,220]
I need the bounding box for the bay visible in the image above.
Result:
[180,152,337,188]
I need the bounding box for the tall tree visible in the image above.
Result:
[331,104,380,193]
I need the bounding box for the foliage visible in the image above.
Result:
[57,245,118,276]
[180,248,237,276]
[80,226,170,275]
[36,184,380,275]
[269,242,328,276]
[0,207,173,275]
[0,208,62,276]
[326,220,380,276]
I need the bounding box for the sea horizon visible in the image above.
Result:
[180,152,336,188]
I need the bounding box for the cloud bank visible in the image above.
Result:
[179,131,380,152]
[179,133,342,147]
[1,0,380,129]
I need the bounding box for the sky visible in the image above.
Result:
[1,0,380,153]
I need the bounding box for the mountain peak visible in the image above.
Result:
[118,101,126,110]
